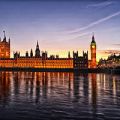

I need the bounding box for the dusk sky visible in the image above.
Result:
[0,0,120,61]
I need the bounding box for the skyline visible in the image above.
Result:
[0,0,120,61]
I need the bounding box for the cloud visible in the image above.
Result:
[112,44,120,46]
[68,11,120,34]
[98,50,120,54]
[87,1,114,8]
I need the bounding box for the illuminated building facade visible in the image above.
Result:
[90,35,96,68]
[0,31,10,58]
[0,32,96,69]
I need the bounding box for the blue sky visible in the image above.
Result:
[0,0,120,60]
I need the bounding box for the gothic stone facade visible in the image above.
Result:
[0,32,97,69]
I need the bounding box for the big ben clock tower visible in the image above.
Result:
[90,34,96,68]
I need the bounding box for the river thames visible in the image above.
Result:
[0,71,120,120]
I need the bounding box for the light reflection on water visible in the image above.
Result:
[0,72,120,119]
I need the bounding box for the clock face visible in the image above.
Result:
[92,45,95,48]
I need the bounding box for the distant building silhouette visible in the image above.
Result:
[98,53,120,68]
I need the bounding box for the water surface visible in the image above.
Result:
[0,72,120,120]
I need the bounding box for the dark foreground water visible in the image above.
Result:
[0,72,120,120]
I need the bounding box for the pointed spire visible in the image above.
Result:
[83,51,84,55]
[92,32,95,43]
[68,51,70,58]
[26,51,29,57]
[0,37,1,42]
[92,33,95,41]
[30,49,33,57]
[3,31,6,38]
[35,41,40,57]
[8,37,10,44]
[3,30,6,42]
[77,51,78,55]
[37,40,39,47]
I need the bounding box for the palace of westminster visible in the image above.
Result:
[0,31,96,69]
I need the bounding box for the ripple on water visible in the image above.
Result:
[0,72,120,119]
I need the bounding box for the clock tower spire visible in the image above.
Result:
[90,33,96,68]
